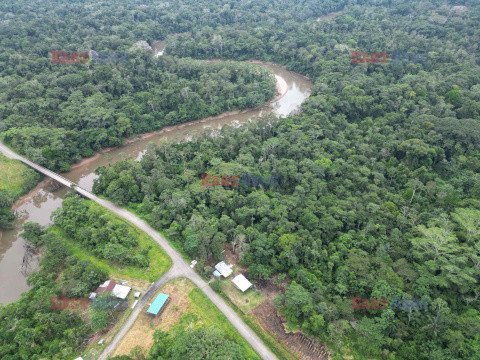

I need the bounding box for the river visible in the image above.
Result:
[0,44,311,303]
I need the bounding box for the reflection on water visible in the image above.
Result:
[0,187,69,303]
[0,47,311,303]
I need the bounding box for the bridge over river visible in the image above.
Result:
[0,140,278,360]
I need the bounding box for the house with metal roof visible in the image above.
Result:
[232,274,253,292]
[214,261,233,278]
[89,280,131,300]
[147,293,169,316]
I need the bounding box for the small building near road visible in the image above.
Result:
[112,284,131,300]
[147,293,170,316]
[232,274,253,292]
[214,261,233,278]
[90,280,132,300]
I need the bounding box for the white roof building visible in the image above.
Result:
[112,284,131,300]
[215,261,233,278]
[232,274,253,292]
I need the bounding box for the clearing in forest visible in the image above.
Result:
[112,277,260,359]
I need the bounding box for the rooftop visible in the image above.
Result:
[147,293,169,315]
[215,261,233,277]
[95,280,116,294]
[232,274,253,292]
[112,284,131,300]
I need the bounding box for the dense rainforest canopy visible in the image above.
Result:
[93,1,480,359]
[1,0,480,359]
[0,54,275,171]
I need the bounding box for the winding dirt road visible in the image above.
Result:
[0,141,278,360]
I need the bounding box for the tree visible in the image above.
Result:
[283,282,313,320]
[303,313,325,335]
[212,35,224,57]
[452,208,480,242]
[411,225,459,262]
[21,222,44,247]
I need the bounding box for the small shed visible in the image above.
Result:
[215,261,233,278]
[232,274,253,292]
[147,293,169,316]
[74,357,84,360]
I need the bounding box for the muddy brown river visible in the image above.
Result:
[0,46,311,303]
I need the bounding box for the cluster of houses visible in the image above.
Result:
[74,262,253,359]
[89,279,132,301]
[214,261,253,292]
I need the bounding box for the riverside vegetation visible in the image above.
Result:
[1,0,480,359]
[93,1,480,359]
[0,193,171,359]
[0,154,41,229]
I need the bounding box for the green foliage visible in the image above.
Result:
[0,154,42,229]
[1,52,275,171]
[114,314,250,360]
[52,193,149,268]
[21,221,44,247]
[4,0,480,358]
[93,1,480,353]
[0,231,107,359]
[210,278,223,293]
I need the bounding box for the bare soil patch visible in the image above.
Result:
[110,276,151,293]
[253,300,331,360]
[254,277,286,301]
[223,244,240,267]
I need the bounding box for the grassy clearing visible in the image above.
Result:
[0,153,41,198]
[50,199,172,282]
[187,286,260,359]
[112,278,194,357]
[112,277,261,359]
[220,279,265,313]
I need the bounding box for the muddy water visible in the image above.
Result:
[0,46,311,303]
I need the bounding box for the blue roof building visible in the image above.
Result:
[147,293,169,316]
